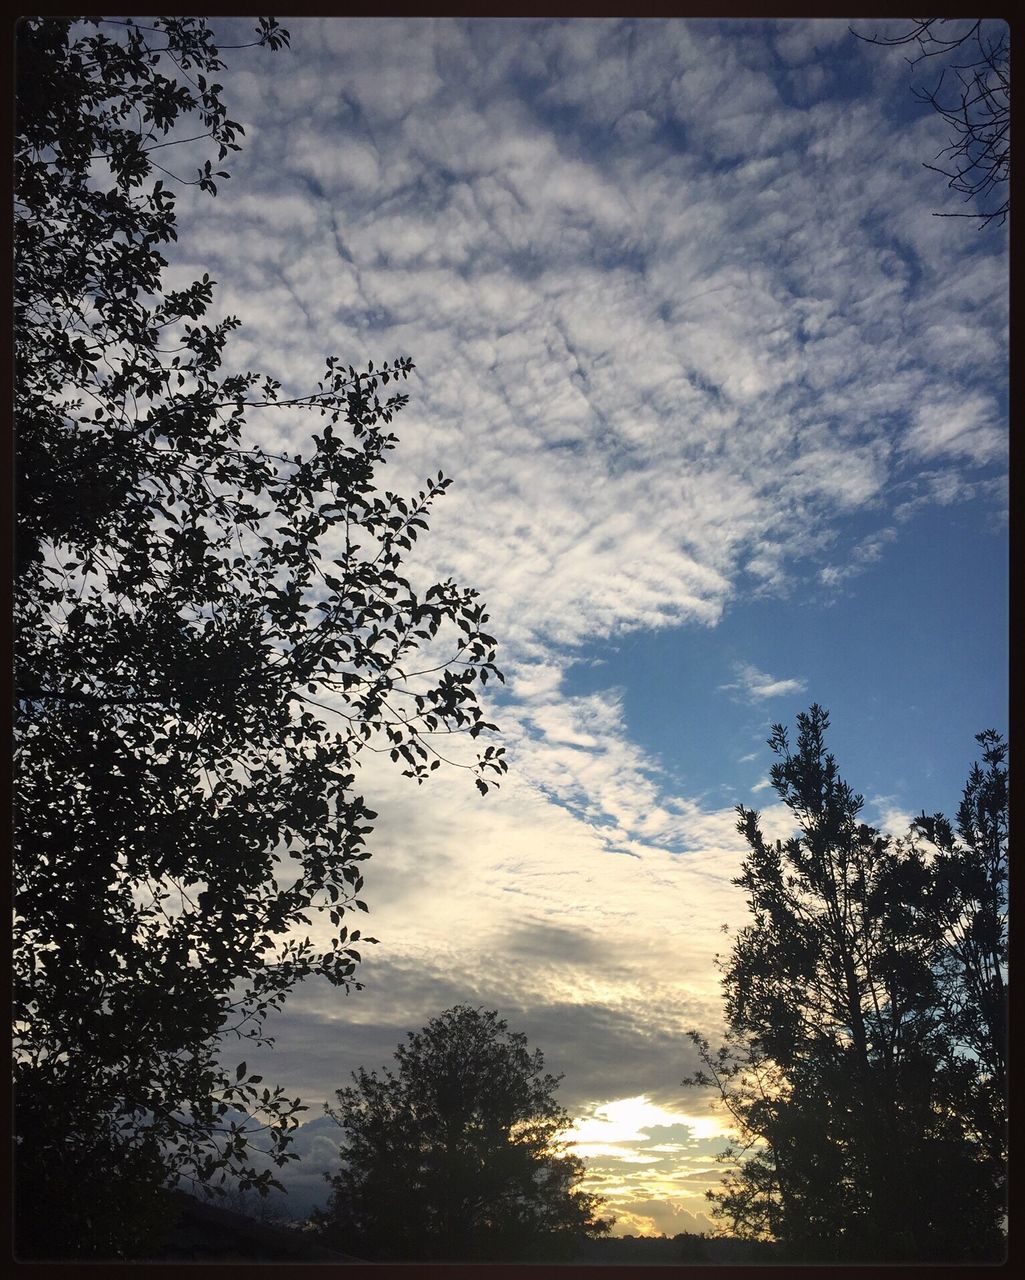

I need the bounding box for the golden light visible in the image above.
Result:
[563,1094,728,1158]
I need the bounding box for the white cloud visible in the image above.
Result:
[773,19,852,66]
[905,391,1005,465]
[720,662,808,703]
[870,798,916,836]
[567,1096,729,1154]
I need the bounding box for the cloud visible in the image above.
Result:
[178,17,1005,678]
[904,391,1005,465]
[773,18,853,66]
[612,1200,715,1238]
[564,1097,732,1234]
[719,662,808,703]
[568,1097,729,1154]
[869,798,916,836]
[819,526,897,589]
[163,16,1007,1234]
[240,757,752,1112]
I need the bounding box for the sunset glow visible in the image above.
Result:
[567,1095,730,1155]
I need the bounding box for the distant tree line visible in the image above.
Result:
[688,707,1007,1263]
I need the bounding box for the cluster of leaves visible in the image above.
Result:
[687,706,1007,1263]
[855,18,1009,228]
[316,1006,612,1261]
[14,16,506,1259]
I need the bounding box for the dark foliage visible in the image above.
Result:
[14,16,506,1259]
[687,706,1007,1263]
[316,1006,611,1261]
[149,1190,362,1262]
[854,19,1009,228]
[15,1081,180,1261]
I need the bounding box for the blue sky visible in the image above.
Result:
[563,491,1008,818]
[163,16,1007,1234]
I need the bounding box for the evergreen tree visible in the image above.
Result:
[317,1006,611,1261]
[687,706,1006,1262]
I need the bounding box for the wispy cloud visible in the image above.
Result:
[819,527,898,589]
[904,390,1005,465]
[719,662,808,703]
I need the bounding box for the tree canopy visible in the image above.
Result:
[317,1006,612,1261]
[687,706,1007,1263]
[14,16,506,1259]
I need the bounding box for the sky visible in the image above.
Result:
[164,17,1007,1235]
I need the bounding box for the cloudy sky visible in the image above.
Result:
[168,17,1007,1234]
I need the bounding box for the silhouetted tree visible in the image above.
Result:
[14,16,506,1259]
[912,729,1008,1185]
[854,19,1009,227]
[317,1006,611,1260]
[687,707,1006,1263]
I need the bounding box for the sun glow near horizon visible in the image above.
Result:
[561,1094,731,1235]
[565,1094,730,1154]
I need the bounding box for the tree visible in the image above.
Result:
[912,729,1008,1183]
[686,706,1007,1263]
[316,1006,611,1261]
[853,19,1009,228]
[14,17,506,1259]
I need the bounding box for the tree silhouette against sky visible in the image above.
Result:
[317,1006,611,1261]
[14,17,506,1259]
[687,707,1007,1263]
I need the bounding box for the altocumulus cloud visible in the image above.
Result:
[165,17,1006,1233]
